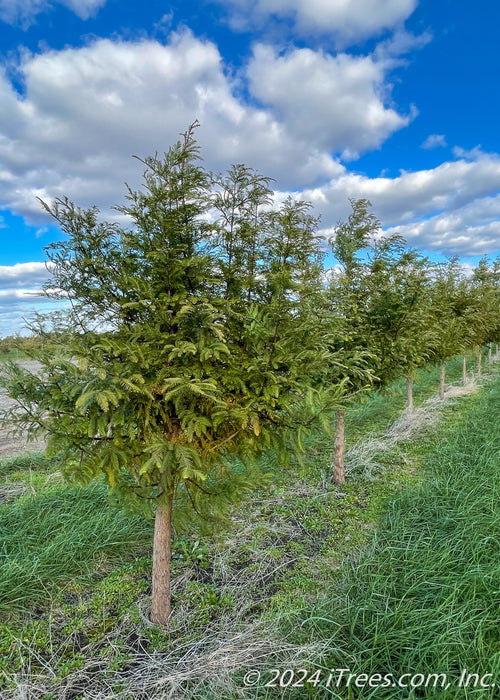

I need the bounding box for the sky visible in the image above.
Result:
[0,0,499,335]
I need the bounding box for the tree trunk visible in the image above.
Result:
[406,374,413,412]
[333,409,345,485]
[151,493,174,626]
[488,343,492,365]
[439,361,446,400]
[477,347,482,376]
[462,355,467,385]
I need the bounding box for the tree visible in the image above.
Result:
[469,258,500,376]
[0,126,338,625]
[325,199,383,484]
[427,259,471,399]
[325,198,434,482]
[366,244,435,411]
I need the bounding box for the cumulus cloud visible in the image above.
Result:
[0,0,106,26]
[0,29,498,270]
[384,193,500,255]
[216,0,418,46]
[452,145,485,160]
[421,134,447,149]
[0,262,52,290]
[248,44,411,160]
[0,262,57,336]
[290,152,500,256]
[0,31,353,223]
[0,31,415,224]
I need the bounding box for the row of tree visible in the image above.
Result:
[325,199,500,485]
[1,125,499,625]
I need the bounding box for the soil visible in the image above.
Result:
[0,360,46,458]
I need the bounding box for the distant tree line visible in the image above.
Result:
[0,334,43,355]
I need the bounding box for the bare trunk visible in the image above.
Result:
[151,493,173,626]
[477,347,482,376]
[488,343,492,365]
[406,374,413,412]
[439,361,446,400]
[333,409,345,485]
[462,355,467,385]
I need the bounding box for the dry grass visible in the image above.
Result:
[4,631,330,700]
[4,592,329,699]
[0,483,28,503]
[2,493,330,699]
[345,376,482,480]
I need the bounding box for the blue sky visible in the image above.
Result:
[1,0,499,334]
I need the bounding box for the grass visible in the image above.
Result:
[0,481,152,614]
[0,349,26,363]
[0,352,497,697]
[267,364,500,698]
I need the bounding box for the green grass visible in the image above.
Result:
[0,348,25,363]
[0,352,497,697]
[274,369,500,698]
[346,354,469,441]
[0,481,152,614]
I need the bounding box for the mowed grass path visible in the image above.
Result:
[292,375,500,699]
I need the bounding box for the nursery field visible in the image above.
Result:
[0,353,498,699]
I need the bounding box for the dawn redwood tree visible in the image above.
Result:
[367,244,435,412]
[469,258,500,375]
[325,199,382,484]
[427,259,472,399]
[0,126,338,626]
[324,198,433,482]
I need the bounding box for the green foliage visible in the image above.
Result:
[327,198,436,391]
[469,257,500,347]
[427,258,475,362]
[0,352,493,695]
[365,241,437,382]
[0,124,342,543]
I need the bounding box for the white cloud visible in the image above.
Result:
[384,193,500,255]
[0,32,350,223]
[0,262,58,336]
[0,0,106,26]
[295,152,500,256]
[452,145,485,160]
[248,44,411,160]
[216,0,418,46]
[0,262,52,290]
[421,134,447,149]
[0,29,498,280]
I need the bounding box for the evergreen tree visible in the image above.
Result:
[0,126,339,625]
[366,243,435,411]
[469,258,500,375]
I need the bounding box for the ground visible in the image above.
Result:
[0,360,45,458]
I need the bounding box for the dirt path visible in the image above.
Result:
[0,360,46,458]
